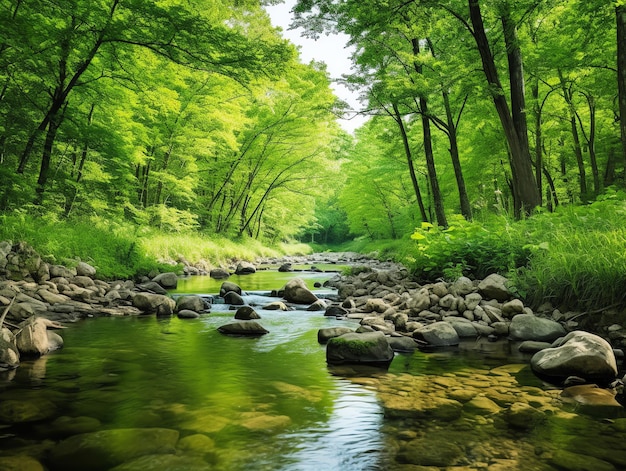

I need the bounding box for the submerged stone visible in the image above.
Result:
[217,321,268,336]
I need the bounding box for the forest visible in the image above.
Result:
[2,0,626,310]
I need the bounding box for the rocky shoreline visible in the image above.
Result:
[2,242,626,470]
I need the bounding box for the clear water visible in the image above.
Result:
[1,270,624,470]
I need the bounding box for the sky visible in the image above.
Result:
[264,1,368,133]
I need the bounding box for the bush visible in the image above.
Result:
[405,215,530,282]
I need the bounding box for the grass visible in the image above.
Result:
[0,211,313,280]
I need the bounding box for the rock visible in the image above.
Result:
[137,281,167,295]
[282,278,318,304]
[47,330,64,351]
[15,317,58,356]
[43,415,102,437]
[0,455,45,471]
[109,455,212,471]
[561,384,623,415]
[0,398,57,423]
[408,288,431,313]
[464,292,483,310]
[445,317,478,338]
[477,273,511,301]
[240,413,291,431]
[464,396,502,415]
[307,299,328,311]
[413,321,460,347]
[450,276,474,296]
[223,291,245,305]
[326,331,394,367]
[364,298,388,313]
[502,299,525,317]
[235,306,260,320]
[235,261,256,275]
[324,305,349,317]
[530,331,618,383]
[177,433,215,454]
[263,301,289,311]
[152,272,178,289]
[396,437,463,467]
[209,268,230,279]
[0,336,19,370]
[76,261,97,277]
[509,313,566,342]
[278,263,292,272]
[219,281,241,297]
[175,295,207,313]
[50,265,76,278]
[549,450,616,471]
[518,340,552,353]
[382,394,463,421]
[502,402,545,430]
[317,327,354,344]
[155,303,173,317]
[132,293,175,314]
[49,428,179,471]
[387,336,419,352]
[217,321,269,336]
[177,309,200,319]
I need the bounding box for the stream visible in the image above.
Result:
[1,265,625,470]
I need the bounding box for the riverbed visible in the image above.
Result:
[1,268,625,470]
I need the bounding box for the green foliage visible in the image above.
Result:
[0,212,163,279]
[511,190,626,310]
[406,215,530,281]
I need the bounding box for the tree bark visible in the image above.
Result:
[468,0,540,217]
[531,78,542,205]
[412,38,447,228]
[391,103,428,223]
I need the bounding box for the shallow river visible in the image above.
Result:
[1,268,625,470]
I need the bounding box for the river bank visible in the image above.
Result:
[2,241,626,470]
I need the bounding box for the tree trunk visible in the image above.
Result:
[412,38,447,228]
[442,90,472,220]
[531,78,542,205]
[34,116,61,205]
[391,103,428,222]
[617,5,626,168]
[468,0,540,217]
[586,95,600,195]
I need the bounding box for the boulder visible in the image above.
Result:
[217,321,269,336]
[282,278,318,304]
[235,261,256,275]
[0,330,19,370]
[307,299,329,311]
[131,293,175,314]
[413,321,460,347]
[177,309,200,319]
[175,295,206,313]
[15,317,61,356]
[477,274,511,302]
[76,261,97,277]
[317,327,354,344]
[137,281,167,295]
[509,314,566,342]
[278,263,293,272]
[209,268,230,279]
[326,331,394,367]
[530,331,618,383]
[223,291,245,305]
[152,272,178,289]
[49,428,179,471]
[263,301,289,311]
[445,317,478,338]
[234,306,260,320]
[387,336,420,352]
[324,305,349,317]
[219,281,241,297]
[449,276,474,296]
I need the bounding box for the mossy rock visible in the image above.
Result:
[326,331,394,367]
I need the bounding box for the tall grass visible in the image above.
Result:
[0,211,313,279]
